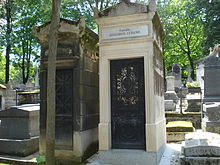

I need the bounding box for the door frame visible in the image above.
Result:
[110,58,146,150]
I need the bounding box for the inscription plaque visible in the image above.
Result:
[103,25,149,40]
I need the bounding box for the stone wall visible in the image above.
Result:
[165,112,202,129]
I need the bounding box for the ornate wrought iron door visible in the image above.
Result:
[55,69,73,149]
[111,58,145,149]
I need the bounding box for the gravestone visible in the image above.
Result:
[0,104,39,156]
[180,132,220,165]
[33,18,99,162]
[165,76,178,111]
[196,59,204,92]
[4,81,16,109]
[185,94,202,112]
[25,80,35,91]
[168,64,182,88]
[186,67,193,83]
[202,102,220,134]
[34,67,40,89]
[203,54,220,102]
[95,0,166,165]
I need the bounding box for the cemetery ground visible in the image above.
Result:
[0,143,182,165]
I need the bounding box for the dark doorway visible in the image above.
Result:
[110,58,145,150]
[55,69,73,150]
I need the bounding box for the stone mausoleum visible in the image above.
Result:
[95,0,166,164]
[33,18,99,162]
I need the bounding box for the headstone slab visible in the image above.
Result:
[182,132,220,157]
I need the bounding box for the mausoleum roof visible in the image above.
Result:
[32,18,98,42]
[94,0,149,18]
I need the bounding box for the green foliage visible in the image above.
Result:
[36,155,46,164]
[0,0,51,84]
[61,0,118,30]
[186,81,200,87]
[157,0,205,79]
[195,0,220,55]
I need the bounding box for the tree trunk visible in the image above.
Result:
[46,0,61,165]
[5,0,12,84]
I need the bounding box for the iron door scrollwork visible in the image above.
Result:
[111,58,145,150]
[55,69,73,150]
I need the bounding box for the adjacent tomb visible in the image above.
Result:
[0,104,39,156]
[180,132,220,165]
[95,0,166,164]
[202,102,220,134]
[196,44,220,102]
[33,18,99,162]
[166,121,195,142]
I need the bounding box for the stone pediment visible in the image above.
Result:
[95,1,149,18]
[32,18,86,43]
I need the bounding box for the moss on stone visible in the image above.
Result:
[166,121,195,132]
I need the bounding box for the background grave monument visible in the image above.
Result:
[196,44,220,102]
[33,18,99,162]
[167,64,182,89]
[0,104,39,156]
[95,0,166,165]
[165,76,179,111]
[203,46,220,102]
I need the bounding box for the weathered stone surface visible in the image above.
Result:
[165,91,179,103]
[0,104,39,139]
[202,118,220,134]
[165,100,176,111]
[34,18,99,162]
[167,64,182,88]
[180,156,220,165]
[203,102,220,121]
[202,103,220,134]
[182,132,220,157]
[167,132,188,142]
[204,56,220,102]
[186,98,202,112]
[165,112,202,129]
[166,121,195,132]
[166,76,175,91]
[180,132,220,164]
[0,136,39,156]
